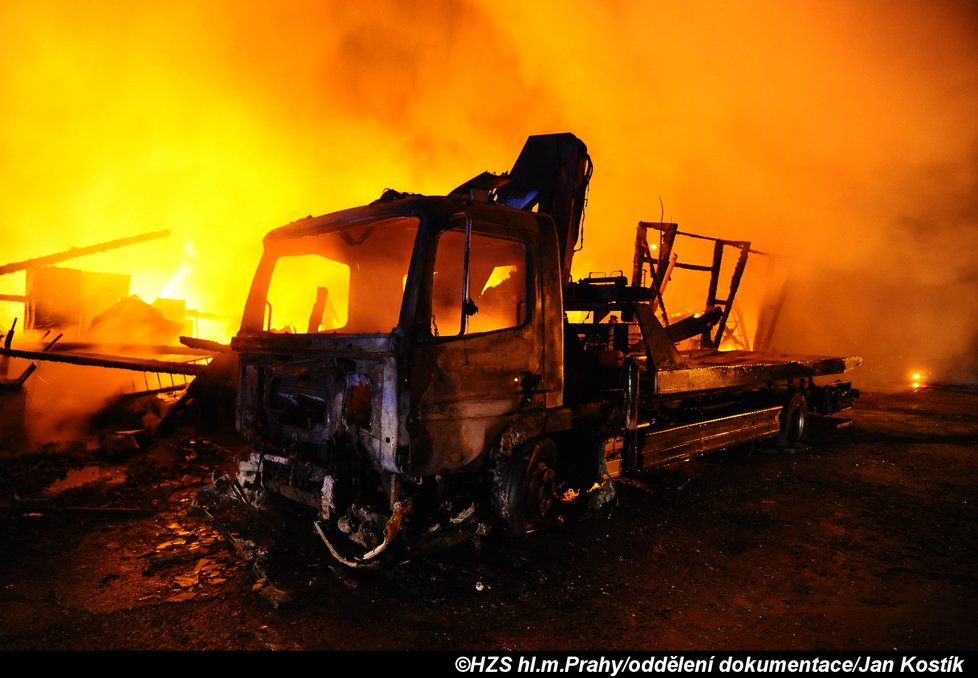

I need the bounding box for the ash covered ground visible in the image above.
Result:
[1,387,976,651]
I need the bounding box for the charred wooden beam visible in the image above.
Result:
[0,346,207,375]
[0,230,170,276]
[1,318,17,380]
[0,363,36,388]
[43,342,217,356]
[179,336,231,353]
[664,307,724,343]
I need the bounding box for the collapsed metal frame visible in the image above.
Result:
[631,221,758,350]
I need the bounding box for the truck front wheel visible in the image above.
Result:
[498,437,559,536]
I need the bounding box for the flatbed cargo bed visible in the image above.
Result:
[654,350,862,396]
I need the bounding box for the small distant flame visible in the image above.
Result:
[911,370,927,389]
[562,483,604,502]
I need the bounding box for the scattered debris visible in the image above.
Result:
[43,465,127,494]
[168,590,197,603]
[197,505,263,564]
[174,572,199,588]
[99,429,152,457]
[145,552,199,568]
[87,295,184,344]
[174,437,227,461]
[96,573,120,589]
[587,480,616,510]
[327,566,359,591]
[156,352,237,435]
[259,583,293,609]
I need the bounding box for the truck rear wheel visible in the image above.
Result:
[499,437,558,536]
[777,393,809,448]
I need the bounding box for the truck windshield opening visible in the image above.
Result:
[254,216,419,334]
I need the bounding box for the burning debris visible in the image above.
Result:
[0,231,168,338]
[87,295,185,345]
[0,228,237,452]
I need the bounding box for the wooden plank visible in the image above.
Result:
[0,230,169,276]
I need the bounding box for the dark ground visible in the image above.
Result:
[1,387,976,651]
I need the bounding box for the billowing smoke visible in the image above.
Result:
[2,0,977,418]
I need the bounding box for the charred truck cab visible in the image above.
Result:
[232,134,859,567]
[233,195,567,565]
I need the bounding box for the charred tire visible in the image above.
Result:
[777,393,809,448]
[498,437,559,536]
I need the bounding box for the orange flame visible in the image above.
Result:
[0,0,976,386]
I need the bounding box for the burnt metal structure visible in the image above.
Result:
[230,133,860,567]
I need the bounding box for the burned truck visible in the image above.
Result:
[231,133,859,567]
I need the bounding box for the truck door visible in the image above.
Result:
[408,213,543,476]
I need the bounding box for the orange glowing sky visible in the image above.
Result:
[2,0,977,385]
